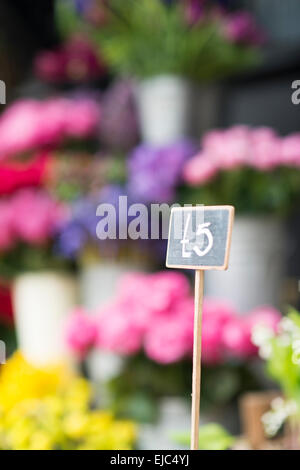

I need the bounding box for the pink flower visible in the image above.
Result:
[65,309,98,357]
[0,201,14,251]
[96,301,143,355]
[11,189,66,244]
[222,316,256,358]
[202,126,250,169]
[223,11,265,45]
[201,299,237,363]
[0,100,42,159]
[250,128,281,170]
[35,50,66,83]
[183,153,218,185]
[144,314,192,364]
[246,306,281,334]
[280,134,300,166]
[65,99,100,137]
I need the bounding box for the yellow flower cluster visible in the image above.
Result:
[0,353,136,450]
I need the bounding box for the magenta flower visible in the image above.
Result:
[35,36,106,84]
[223,11,265,45]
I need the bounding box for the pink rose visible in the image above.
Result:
[183,153,218,185]
[65,309,98,357]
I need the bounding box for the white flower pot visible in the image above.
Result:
[205,216,285,312]
[136,75,192,146]
[13,271,78,366]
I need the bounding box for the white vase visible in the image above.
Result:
[136,75,192,146]
[205,216,285,312]
[79,261,146,384]
[13,271,78,366]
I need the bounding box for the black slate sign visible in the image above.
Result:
[166,206,234,270]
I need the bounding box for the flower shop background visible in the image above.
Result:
[1,0,300,450]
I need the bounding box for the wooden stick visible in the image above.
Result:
[191,270,204,450]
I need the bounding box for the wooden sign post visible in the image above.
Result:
[166,205,234,450]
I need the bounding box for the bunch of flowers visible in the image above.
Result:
[69,0,263,81]
[66,271,281,365]
[35,36,106,84]
[253,309,300,439]
[181,126,300,213]
[0,97,100,160]
[127,140,196,203]
[0,352,136,450]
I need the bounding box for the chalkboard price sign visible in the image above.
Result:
[166,205,234,270]
[165,205,234,450]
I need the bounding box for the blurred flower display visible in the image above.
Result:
[127,140,196,203]
[65,271,281,421]
[0,352,136,450]
[253,309,300,437]
[74,0,261,81]
[35,36,107,84]
[0,97,100,160]
[182,126,300,214]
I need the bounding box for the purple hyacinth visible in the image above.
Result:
[127,140,197,203]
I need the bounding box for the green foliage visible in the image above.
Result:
[61,0,259,81]
[172,423,235,450]
[0,244,72,280]
[179,167,300,215]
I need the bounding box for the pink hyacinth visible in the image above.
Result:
[183,153,218,185]
[65,309,98,357]
[246,306,281,335]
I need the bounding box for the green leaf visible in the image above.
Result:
[172,423,235,450]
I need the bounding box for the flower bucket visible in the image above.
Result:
[135,75,192,146]
[13,271,78,366]
[205,216,285,312]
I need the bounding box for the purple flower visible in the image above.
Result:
[223,11,265,45]
[127,140,196,203]
[184,0,205,25]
